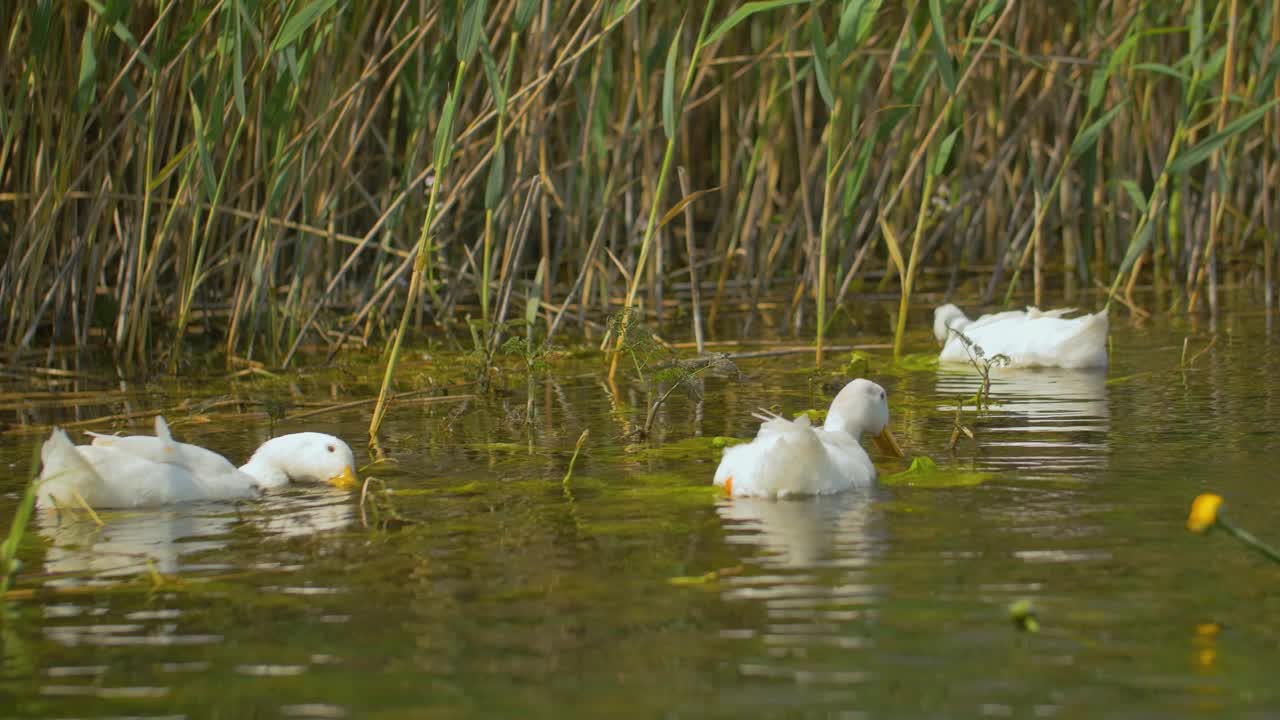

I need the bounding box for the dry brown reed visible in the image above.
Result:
[0,0,1276,381]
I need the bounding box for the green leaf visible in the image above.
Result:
[434,88,459,166]
[148,144,194,193]
[1086,68,1108,113]
[86,0,155,74]
[157,7,211,66]
[931,126,960,176]
[881,455,994,488]
[484,144,505,210]
[1088,32,1139,110]
[838,0,881,50]
[189,95,218,203]
[479,33,505,115]
[841,137,875,215]
[662,22,682,140]
[74,27,98,114]
[1069,101,1127,158]
[1114,217,1155,280]
[1118,179,1147,214]
[1169,98,1280,174]
[927,0,957,94]
[30,0,53,58]
[457,0,488,65]
[272,0,340,52]
[526,256,547,327]
[1197,46,1228,94]
[1131,62,1189,83]
[972,0,1002,28]
[514,0,538,31]
[1189,0,1204,73]
[808,10,834,109]
[232,0,247,117]
[706,0,809,45]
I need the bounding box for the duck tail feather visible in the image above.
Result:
[39,428,103,495]
[153,415,173,442]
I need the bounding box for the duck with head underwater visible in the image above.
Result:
[36,416,359,510]
[932,303,1108,369]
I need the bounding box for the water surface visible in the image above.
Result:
[3,305,1279,718]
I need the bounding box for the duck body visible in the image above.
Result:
[933,304,1108,369]
[713,415,875,498]
[36,416,358,510]
[714,379,902,499]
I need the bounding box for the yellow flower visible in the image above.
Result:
[1187,494,1223,534]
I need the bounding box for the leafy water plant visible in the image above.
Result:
[1008,599,1040,633]
[606,309,741,438]
[882,455,992,488]
[562,429,590,497]
[1187,493,1280,564]
[945,326,1010,411]
[948,399,975,451]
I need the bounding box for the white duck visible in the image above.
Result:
[713,379,904,498]
[933,304,1108,369]
[36,416,359,510]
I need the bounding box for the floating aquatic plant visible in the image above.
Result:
[882,455,993,488]
[1008,599,1040,633]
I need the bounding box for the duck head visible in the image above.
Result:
[240,433,359,491]
[823,379,904,457]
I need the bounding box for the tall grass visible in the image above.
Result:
[1,0,1277,380]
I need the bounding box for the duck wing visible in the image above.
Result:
[42,419,259,509]
[942,309,1108,368]
[715,414,849,498]
[38,429,211,508]
[89,416,246,480]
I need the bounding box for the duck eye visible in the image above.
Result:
[879,390,886,400]
[326,444,335,453]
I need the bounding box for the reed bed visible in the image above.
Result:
[1,0,1277,377]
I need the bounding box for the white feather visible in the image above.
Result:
[934,303,1108,369]
[36,417,357,510]
[713,379,891,498]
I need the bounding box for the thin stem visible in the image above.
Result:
[1219,518,1280,564]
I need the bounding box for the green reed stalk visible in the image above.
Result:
[480,39,517,325]
[1187,0,1239,313]
[3,2,1280,373]
[369,35,469,438]
[890,165,937,359]
[1,445,42,598]
[815,100,842,367]
[608,3,715,381]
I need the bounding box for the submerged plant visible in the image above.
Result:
[561,429,590,498]
[948,399,975,451]
[606,309,740,438]
[945,326,1009,411]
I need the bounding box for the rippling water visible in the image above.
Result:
[3,306,1279,717]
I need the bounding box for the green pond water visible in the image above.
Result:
[2,305,1279,718]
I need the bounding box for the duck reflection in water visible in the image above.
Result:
[936,366,1110,473]
[716,491,882,570]
[37,488,354,585]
